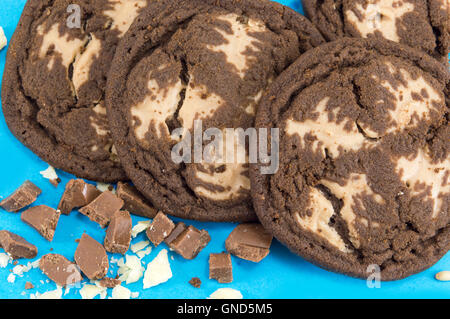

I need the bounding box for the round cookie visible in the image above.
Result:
[106,0,325,221]
[302,0,449,64]
[2,0,152,182]
[251,38,449,280]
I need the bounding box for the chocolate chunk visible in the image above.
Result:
[99,277,121,289]
[74,234,109,280]
[39,254,82,287]
[0,230,37,259]
[25,282,34,290]
[189,277,202,288]
[146,212,175,247]
[21,205,61,241]
[58,179,101,215]
[164,222,187,247]
[209,253,233,283]
[79,191,124,228]
[117,182,157,218]
[0,181,41,212]
[104,210,132,255]
[225,223,273,263]
[170,226,210,260]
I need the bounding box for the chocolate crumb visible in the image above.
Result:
[58,179,101,215]
[24,282,34,290]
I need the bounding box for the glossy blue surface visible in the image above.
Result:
[0,0,449,299]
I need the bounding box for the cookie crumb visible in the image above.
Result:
[189,277,201,288]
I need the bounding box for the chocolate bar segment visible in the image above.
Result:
[171,226,210,260]
[58,179,101,215]
[0,230,37,259]
[146,212,175,247]
[104,210,132,255]
[164,222,187,247]
[21,205,61,241]
[75,234,109,280]
[209,253,233,283]
[117,182,157,218]
[79,191,124,228]
[39,254,82,287]
[225,223,273,263]
[0,181,41,212]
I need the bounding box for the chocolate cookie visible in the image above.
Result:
[2,0,151,182]
[106,0,325,221]
[302,0,449,64]
[251,38,449,280]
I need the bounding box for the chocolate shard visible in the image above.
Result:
[225,223,273,263]
[79,191,124,228]
[0,181,41,212]
[209,253,233,283]
[117,182,157,218]
[99,277,121,289]
[146,212,175,247]
[39,254,82,287]
[189,277,201,288]
[171,226,211,260]
[164,222,187,247]
[21,205,61,241]
[58,179,101,215]
[75,234,109,280]
[0,230,37,259]
[104,210,132,255]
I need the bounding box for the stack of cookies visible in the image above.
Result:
[2,0,449,281]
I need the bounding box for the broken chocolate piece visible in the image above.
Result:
[189,277,202,288]
[170,226,210,260]
[58,179,101,215]
[164,222,187,247]
[225,223,273,263]
[117,182,157,218]
[24,282,34,290]
[0,181,41,212]
[209,253,233,283]
[75,234,109,280]
[21,205,61,241]
[39,254,82,287]
[104,210,132,255]
[99,277,121,289]
[79,191,124,228]
[146,212,175,247]
[0,230,37,259]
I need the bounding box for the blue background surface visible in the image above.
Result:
[0,0,449,299]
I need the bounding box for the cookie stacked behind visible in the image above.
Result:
[2,0,152,182]
[251,38,449,280]
[302,0,449,64]
[105,0,325,222]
